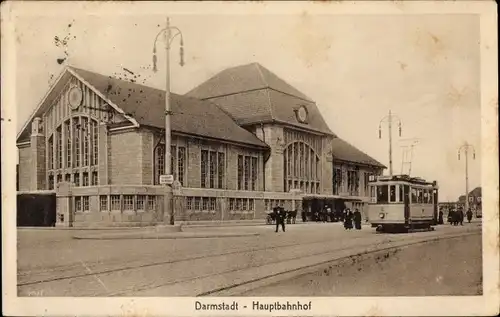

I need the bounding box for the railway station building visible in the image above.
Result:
[16,63,385,227]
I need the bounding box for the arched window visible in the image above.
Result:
[283,141,320,194]
[46,115,100,188]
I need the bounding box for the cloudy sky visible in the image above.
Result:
[12,8,481,201]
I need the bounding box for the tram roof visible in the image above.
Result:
[369,174,436,186]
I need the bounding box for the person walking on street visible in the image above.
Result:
[458,208,464,226]
[438,209,444,225]
[344,209,353,230]
[353,208,362,230]
[466,208,473,223]
[275,206,286,232]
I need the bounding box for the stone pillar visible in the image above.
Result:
[56,181,73,227]
[263,125,285,192]
[30,117,46,190]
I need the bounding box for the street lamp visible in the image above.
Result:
[458,142,476,212]
[378,110,402,176]
[152,17,185,225]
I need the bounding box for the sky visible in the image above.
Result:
[12,12,481,202]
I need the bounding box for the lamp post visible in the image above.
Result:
[378,110,402,176]
[458,142,476,212]
[152,17,185,225]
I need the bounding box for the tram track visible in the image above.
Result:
[18,232,377,286]
[18,227,480,297]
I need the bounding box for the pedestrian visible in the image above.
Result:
[466,208,473,223]
[353,208,362,230]
[438,209,444,225]
[344,209,353,230]
[275,206,286,233]
[301,209,307,223]
[458,208,464,226]
[322,206,327,223]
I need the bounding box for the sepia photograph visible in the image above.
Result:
[2,1,498,316]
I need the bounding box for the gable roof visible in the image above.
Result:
[330,137,386,168]
[186,63,334,135]
[69,67,269,148]
[17,66,269,149]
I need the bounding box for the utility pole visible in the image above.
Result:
[379,110,402,176]
[152,17,185,225]
[458,142,476,212]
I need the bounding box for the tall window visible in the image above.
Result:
[48,136,54,170]
[65,121,71,168]
[74,118,80,167]
[171,145,177,181]
[201,150,208,188]
[244,156,250,190]
[56,127,62,169]
[237,155,243,190]
[178,147,185,186]
[156,145,165,184]
[283,141,320,193]
[82,118,89,166]
[218,152,225,189]
[209,151,217,188]
[92,120,98,166]
[251,157,258,191]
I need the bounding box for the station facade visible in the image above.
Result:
[16,63,385,227]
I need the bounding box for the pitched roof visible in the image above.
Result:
[63,67,269,148]
[330,137,386,168]
[186,63,334,135]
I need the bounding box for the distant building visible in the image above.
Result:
[458,187,482,210]
[16,63,385,227]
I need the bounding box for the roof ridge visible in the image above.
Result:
[254,63,270,88]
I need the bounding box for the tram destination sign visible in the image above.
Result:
[159,174,174,185]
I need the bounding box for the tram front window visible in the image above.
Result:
[376,185,389,204]
[389,185,396,202]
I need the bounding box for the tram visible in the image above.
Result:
[367,175,439,232]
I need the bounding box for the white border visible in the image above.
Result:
[2,1,498,316]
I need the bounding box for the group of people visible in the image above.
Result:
[342,208,363,230]
[447,207,473,226]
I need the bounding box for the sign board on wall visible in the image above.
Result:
[159,175,174,185]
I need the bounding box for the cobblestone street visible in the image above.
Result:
[17,221,482,297]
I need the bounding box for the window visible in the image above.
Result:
[75,196,82,212]
[237,198,243,211]
[411,188,418,203]
[57,174,62,184]
[229,198,235,210]
[178,147,186,186]
[48,175,54,190]
[73,173,80,187]
[249,199,254,211]
[147,195,156,211]
[65,174,71,182]
[210,197,216,211]
[201,150,208,188]
[137,195,146,211]
[376,185,389,204]
[186,197,193,210]
[389,185,396,202]
[74,118,80,167]
[92,121,98,166]
[82,118,89,167]
[251,157,258,191]
[417,189,423,203]
[155,145,165,184]
[398,185,404,202]
[123,195,134,210]
[244,156,250,190]
[237,155,243,190]
[209,151,216,188]
[48,136,54,169]
[65,121,71,168]
[218,152,225,189]
[82,196,89,212]
[56,127,62,169]
[91,171,98,186]
[202,197,209,211]
[171,145,177,181]
[82,172,89,187]
[110,195,120,211]
[194,197,200,210]
[100,196,108,212]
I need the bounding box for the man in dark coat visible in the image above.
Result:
[275,206,286,232]
[466,208,473,223]
[344,209,353,230]
[438,209,444,225]
[353,208,362,230]
[458,208,464,226]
